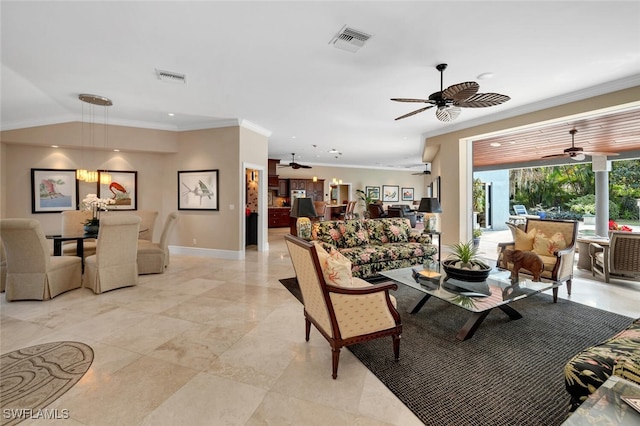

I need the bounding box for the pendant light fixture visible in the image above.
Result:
[77,94,113,183]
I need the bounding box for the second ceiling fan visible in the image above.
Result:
[542,129,619,161]
[278,153,312,169]
[391,63,510,122]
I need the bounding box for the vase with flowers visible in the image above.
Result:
[81,194,115,234]
[608,220,632,232]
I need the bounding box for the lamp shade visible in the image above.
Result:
[290,197,318,218]
[418,197,442,213]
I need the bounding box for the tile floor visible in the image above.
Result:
[1,227,639,425]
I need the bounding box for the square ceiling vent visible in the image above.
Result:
[329,25,371,53]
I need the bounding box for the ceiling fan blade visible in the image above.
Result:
[390,98,431,103]
[442,82,479,101]
[541,153,570,159]
[435,106,461,122]
[394,105,434,120]
[583,151,620,157]
[455,93,511,108]
[277,164,291,167]
[300,164,312,169]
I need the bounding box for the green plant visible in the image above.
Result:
[472,178,485,213]
[472,228,482,238]
[446,240,488,269]
[355,189,374,208]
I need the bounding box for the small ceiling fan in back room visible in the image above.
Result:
[542,129,619,161]
[278,153,312,169]
[412,163,431,175]
[391,63,510,122]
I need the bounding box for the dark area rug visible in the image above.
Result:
[1,341,94,426]
[279,277,633,426]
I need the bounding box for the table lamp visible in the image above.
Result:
[418,197,441,232]
[290,197,317,239]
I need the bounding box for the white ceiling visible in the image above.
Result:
[2,1,639,170]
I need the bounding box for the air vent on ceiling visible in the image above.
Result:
[329,25,371,53]
[155,69,187,84]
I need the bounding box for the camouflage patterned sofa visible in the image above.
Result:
[310,218,437,279]
[564,318,640,410]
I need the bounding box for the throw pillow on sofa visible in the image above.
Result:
[337,220,369,248]
[385,218,411,243]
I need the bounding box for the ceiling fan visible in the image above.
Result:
[278,153,312,169]
[391,63,510,122]
[412,163,431,175]
[541,129,619,161]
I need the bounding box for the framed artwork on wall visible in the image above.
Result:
[382,185,399,203]
[178,169,219,211]
[366,186,380,201]
[98,170,137,210]
[31,168,79,213]
[401,187,414,201]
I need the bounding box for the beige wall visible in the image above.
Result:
[1,123,269,256]
[425,86,640,246]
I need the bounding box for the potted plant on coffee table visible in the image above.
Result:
[443,240,491,282]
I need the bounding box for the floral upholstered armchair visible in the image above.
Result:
[285,234,402,379]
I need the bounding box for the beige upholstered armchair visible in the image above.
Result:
[589,231,640,283]
[497,218,578,295]
[84,215,140,294]
[137,212,178,274]
[1,219,82,301]
[284,234,402,379]
[60,210,97,257]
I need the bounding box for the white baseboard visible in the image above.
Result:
[169,245,244,260]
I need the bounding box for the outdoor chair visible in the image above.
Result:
[589,231,640,283]
[497,218,578,296]
[284,234,402,379]
[1,218,82,301]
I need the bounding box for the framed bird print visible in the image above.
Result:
[98,170,137,210]
[178,169,219,211]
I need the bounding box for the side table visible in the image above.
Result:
[562,375,640,425]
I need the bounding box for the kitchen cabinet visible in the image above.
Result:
[268,208,291,228]
[289,179,306,191]
[278,178,289,196]
[306,180,324,201]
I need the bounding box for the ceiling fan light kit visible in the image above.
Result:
[391,63,510,122]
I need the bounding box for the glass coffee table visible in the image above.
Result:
[379,265,561,341]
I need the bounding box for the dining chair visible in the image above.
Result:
[60,210,97,257]
[135,210,158,242]
[0,218,82,301]
[84,215,141,294]
[137,212,178,274]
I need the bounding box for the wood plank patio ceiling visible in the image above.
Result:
[472,108,640,168]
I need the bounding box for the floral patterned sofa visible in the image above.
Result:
[309,218,437,279]
[564,318,640,410]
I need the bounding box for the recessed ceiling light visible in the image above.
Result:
[328,148,339,153]
[113,149,120,152]
[168,113,175,117]
[477,72,494,80]
[51,145,59,148]
[292,136,297,139]
[490,142,501,147]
